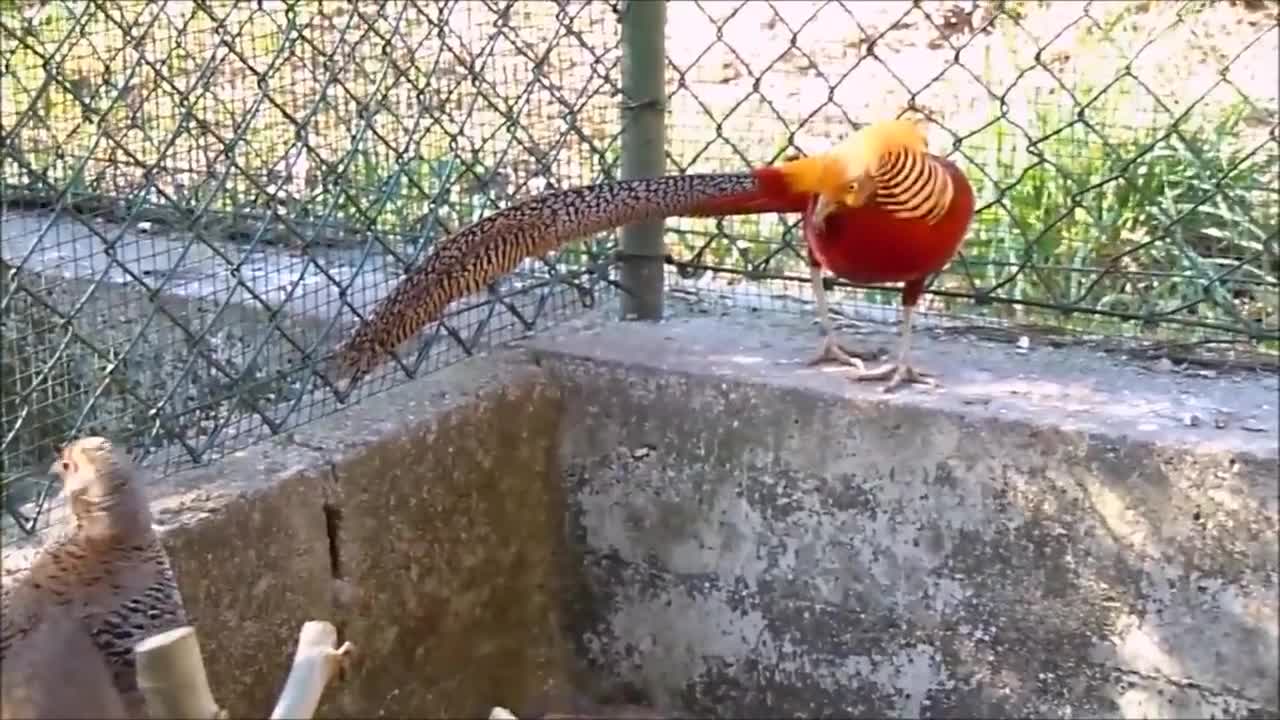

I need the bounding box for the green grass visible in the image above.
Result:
[942,5,1277,344]
[950,94,1277,341]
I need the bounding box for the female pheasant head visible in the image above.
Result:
[50,436,148,534]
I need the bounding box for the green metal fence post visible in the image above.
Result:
[618,0,667,321]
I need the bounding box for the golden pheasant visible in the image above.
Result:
[0,437,189,719]
[333,118,975,391]
[683,118,976,390]
[1,604,130,718]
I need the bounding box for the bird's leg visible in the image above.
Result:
[807,265,868,370]
[852,283,936,392]
[803,209,878,370]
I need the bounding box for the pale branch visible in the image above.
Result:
[134,626,227,720]
[269,620,355,720]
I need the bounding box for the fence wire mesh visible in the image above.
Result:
[659,0,1278,355]
[1,0,626,538]
[2,0,1277,539]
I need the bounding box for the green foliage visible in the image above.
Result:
[663,88,1277,339]
[956,93,1277,336]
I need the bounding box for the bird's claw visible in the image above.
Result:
[807,336,876,371]
[852,363,937,393]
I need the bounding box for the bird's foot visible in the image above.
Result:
[807,336,877,371]
[852,362,937,393]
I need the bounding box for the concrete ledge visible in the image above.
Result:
[524,313,1279,719]
[154,446,335,716]
[58,351,574,718]
[4,308,1275,718]
[283,355,576,717]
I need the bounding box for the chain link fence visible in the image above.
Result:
[3,0,1277,539]
[658,0,1278,356]
[1,0,627,538]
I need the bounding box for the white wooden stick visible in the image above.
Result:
[134,626,226,719]
[269,620,355,719]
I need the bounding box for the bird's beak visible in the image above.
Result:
[812,193,837,227]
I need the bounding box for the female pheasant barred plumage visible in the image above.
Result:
[334,117,974,392]
[1,437,189,719]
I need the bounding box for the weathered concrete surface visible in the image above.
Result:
[283,356,577,718]
[2,353,579,718]
[150,444,337,717]
[524,312,1279,719]
[4,300,1275,717]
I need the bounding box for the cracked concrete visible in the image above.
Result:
[525,311,1278,719]
[2,306,1274,718]
[278,356,579,718]
[4,353,580,718]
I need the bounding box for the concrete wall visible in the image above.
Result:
[4,311,1275,718]
[142,357,580,718]
[527,315,1279,720]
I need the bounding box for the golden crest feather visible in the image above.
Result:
[849,117,929,160]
